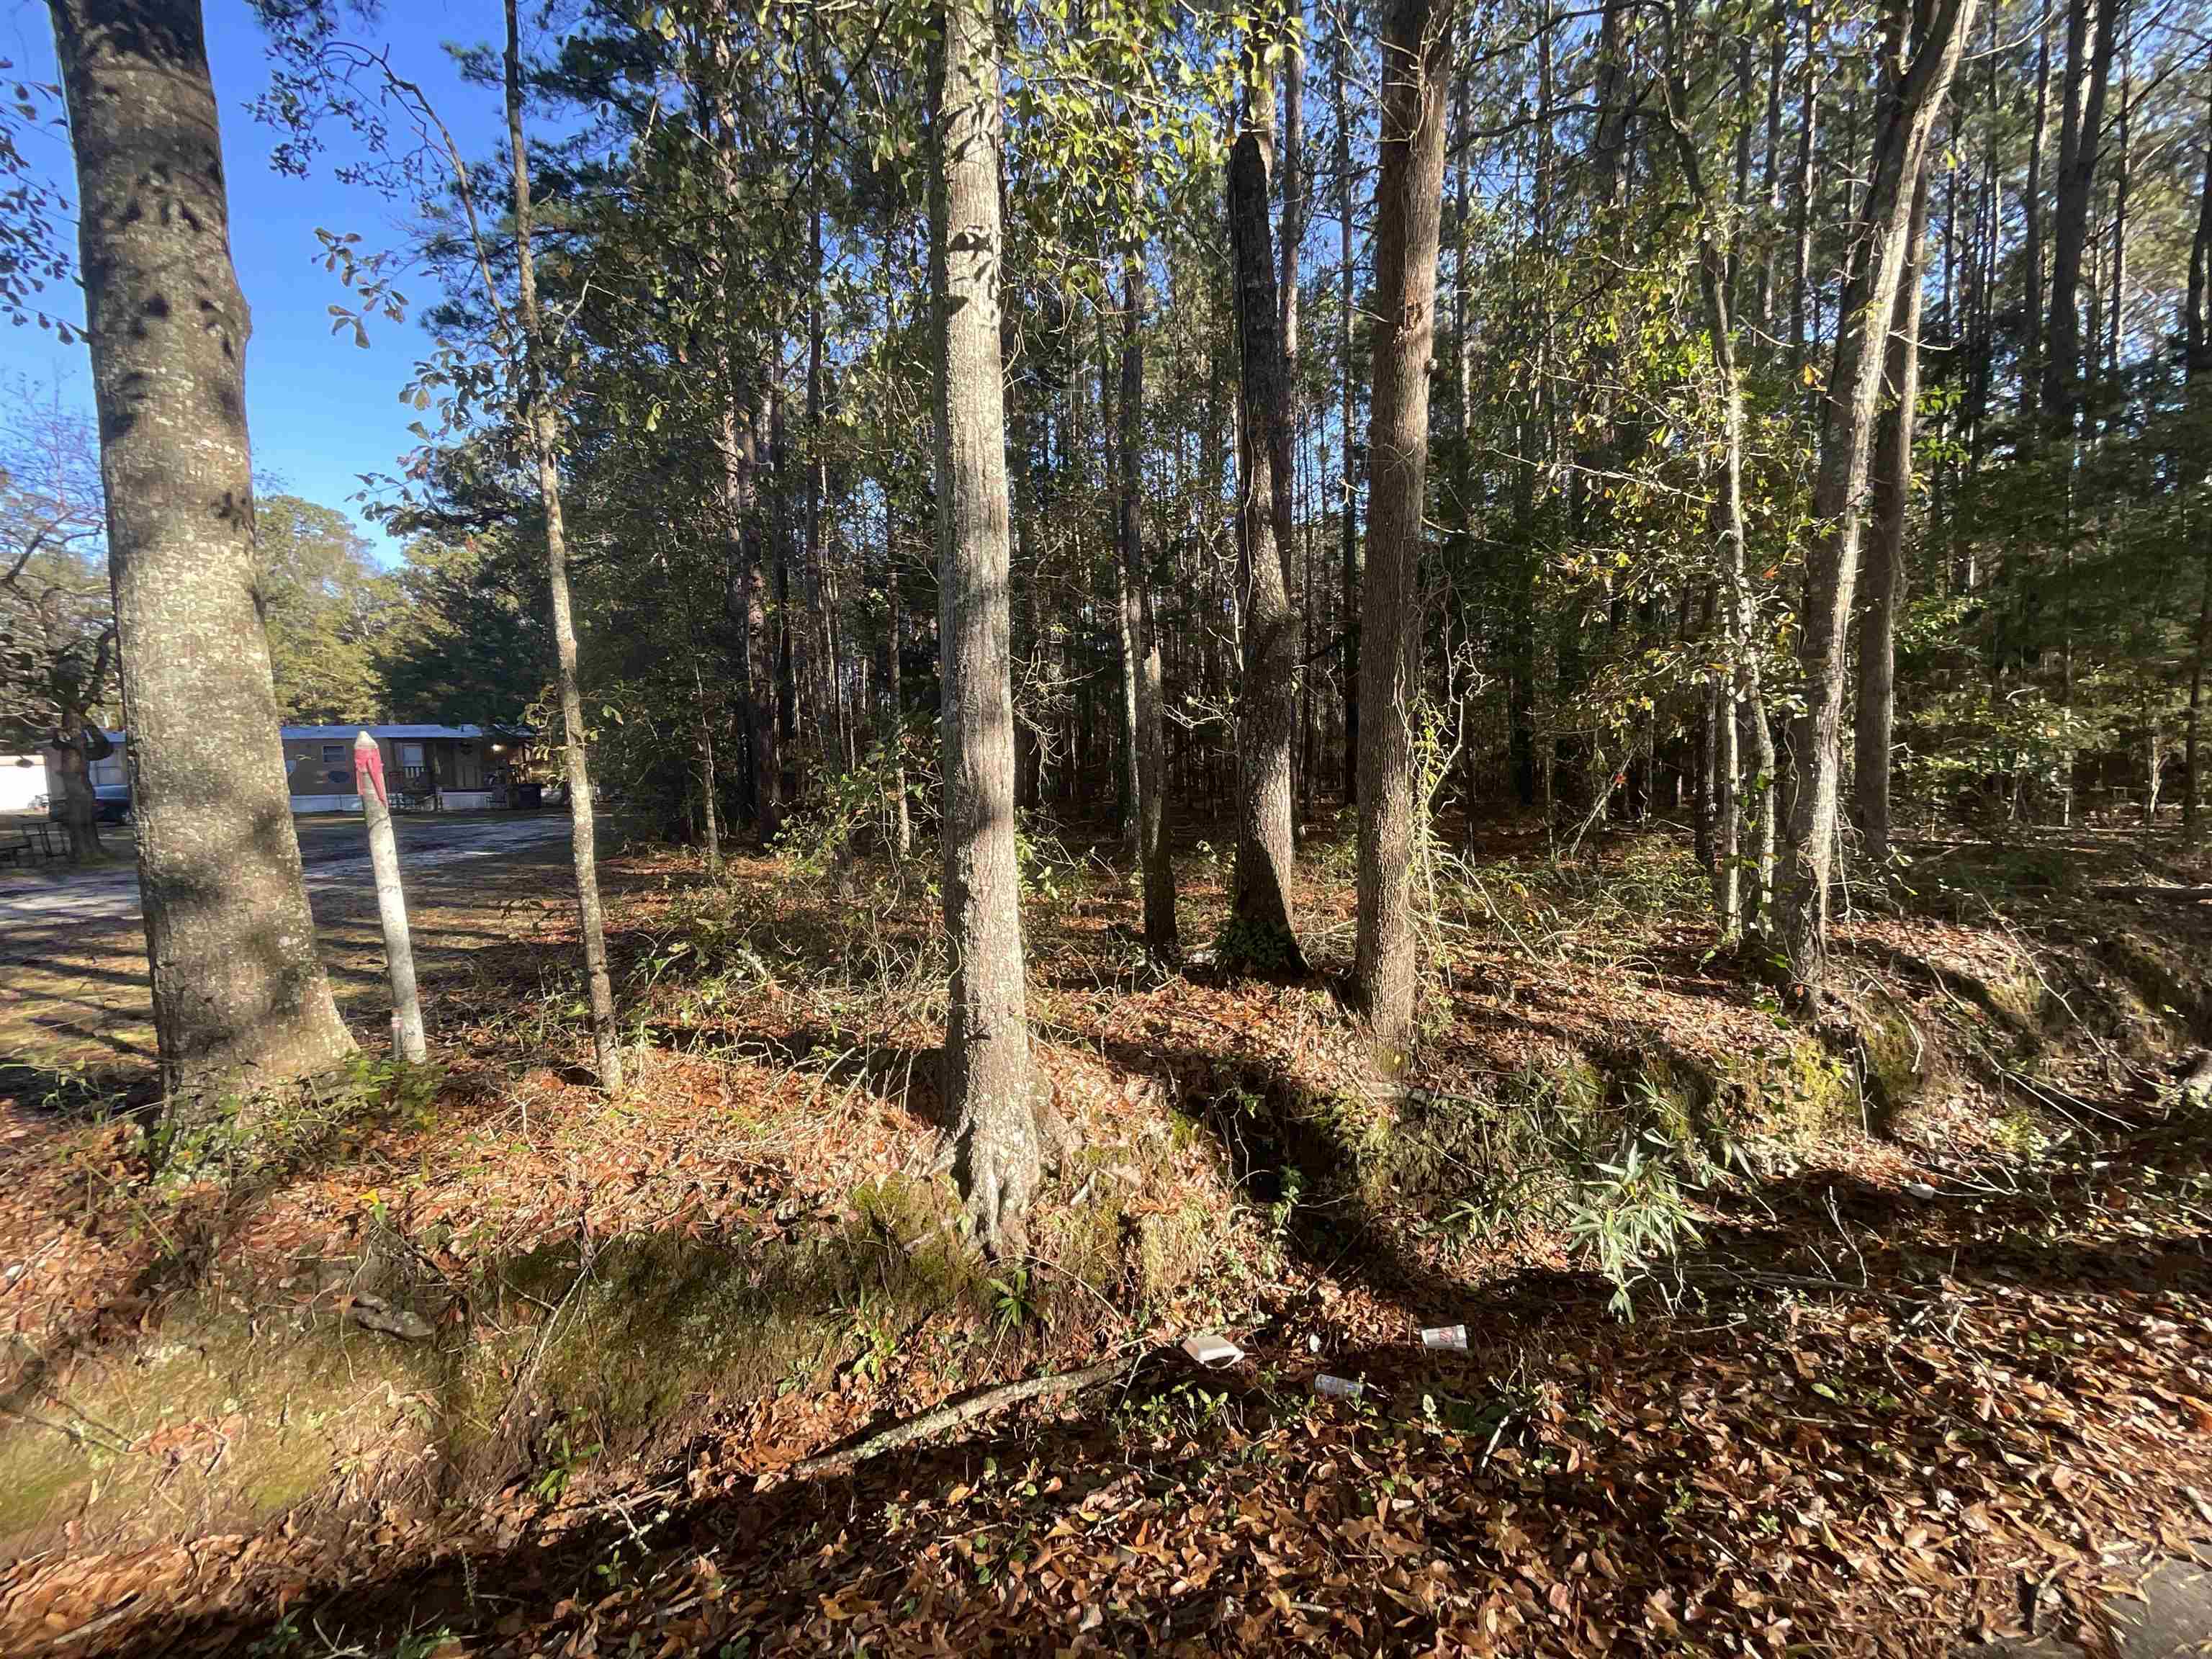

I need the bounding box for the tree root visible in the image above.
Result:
[785,1349,1151,1482]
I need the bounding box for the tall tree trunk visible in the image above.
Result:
[1225,17,1303,971]
[1789,0,1820,375]
[1353,0,1447,1058]
[1758,5,1784,334]
[2104,53,2128,387]
[2185,71,2211,839]
[1122,256,1178,953]
[53,0,355,1109]
[886,504,912,859]
[2044,0,2120,428]
[1282,8,1306,835]
[1777,0,1977,992]
[507,0,623,1089]
[806,202,835,774]
[1333,14,1360,806]
[2190,64,2212,382]
[2022,13,2051,421]
[724,389,780,840]
[930,0,1040,1254]
[2188,505,2209,842]
[771,361,801,803]
[1663,0,1755,938]
[1853,164,1933,868]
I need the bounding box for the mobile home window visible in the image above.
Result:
[398,742,425,768]
[320,744,346,765]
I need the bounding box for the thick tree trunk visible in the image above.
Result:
[53,0,354,1109]
[1282,9,1306,836]
[1777,0,1976,992]
[930,0,1040,1255]
[1853,165,1933,869]
[1122,257,1178,954]
[52,713,109,863]
[2043,0,2120,428]
[508,0,622,1090]
[1224,24,1303,971]
[1353,0,1447,1060]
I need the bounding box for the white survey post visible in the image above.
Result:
[355,730,428,1064]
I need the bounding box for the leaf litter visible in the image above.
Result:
[2,825,2211,1655]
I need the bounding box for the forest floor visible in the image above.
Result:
[2,810,2211,1656]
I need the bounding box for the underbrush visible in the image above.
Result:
[4,813,2206,1576]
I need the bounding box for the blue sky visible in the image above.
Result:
[0,1,518,565]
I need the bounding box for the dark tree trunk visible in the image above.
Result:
[507,0,622,1089]
[1353,0,1448,1058]
[1224,23,1303,971]
[2022,14,2051,421]
[1853,164,1933,868]
[52,706,111,863]
[53,0,354,1108]
[2044,0,2121,428]
[930,0,1041,1255]
[1778,0,1977,991]
[1122,256,1178,953]
[1333,17,1360,807]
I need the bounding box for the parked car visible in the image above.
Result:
[52,784,131,824]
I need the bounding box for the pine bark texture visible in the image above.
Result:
[1354,0,1449,1061]
[1225,36,1303,971]
[53,0,354,1107]
[1777,0,1976,990]
[930,0,1040,1255]
[508,0,623,1091]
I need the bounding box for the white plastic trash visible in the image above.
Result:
[1313,1373,1364,1400]
[1182,1332,1244,1368]
[1421,1324,1469,1352]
